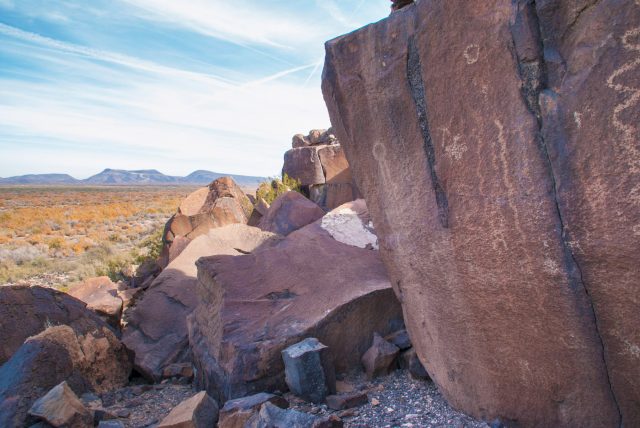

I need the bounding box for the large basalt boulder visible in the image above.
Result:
[0,325,130,427]
[68,276,123,327]
[322,0,638,426]
[282,147,326,187]
[189,200,403,402]
[0,285,114,365]
[258,191,325,236]
[123,224,281,380]
[161,177,254,265]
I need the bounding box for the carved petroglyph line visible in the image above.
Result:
[441,128,468,161]
[573,112,583,129]
[606,26,640,175]
[463,44,480,64]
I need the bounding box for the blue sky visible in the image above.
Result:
[0,0,388,178]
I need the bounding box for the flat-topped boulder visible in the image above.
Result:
[123,224,281,380]
[0,285,113,365]
[189,200,403,402]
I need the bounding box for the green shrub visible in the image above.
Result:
[256,174,302,204]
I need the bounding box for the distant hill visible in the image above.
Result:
[84,169,182,184]
[184,170,264,186]
[0,169,265,187]
[0,174,79,185]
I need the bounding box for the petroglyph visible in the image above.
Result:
[463,44,480,64]
[606,26,640,175]
[441,128,468,161]
[573,112,583,129]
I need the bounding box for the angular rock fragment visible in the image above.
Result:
[384,330,412,351]
[0,285,110,365]
[189,201,403,401]
[325,391,368,410]
[0,325,131,427]
[158,391,219,428]
[162,363,194,380]
[218,392,288,428]
[68,276,123,327]
[399,348,429,380]
[123,224,281,380]
[28,381,93,428]
[245,402,341,428]
[282,338,336,403]
[361,333,400,379]
[292,134,310,148]
[258,191,325,236]
[98,421,125,428]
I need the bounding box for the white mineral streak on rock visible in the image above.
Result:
[321,206,378,249]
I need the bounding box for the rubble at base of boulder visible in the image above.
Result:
[361,333,400,379]
[218,393,289,428]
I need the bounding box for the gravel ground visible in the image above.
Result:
[98,382,196,428]
[95,370,488,428]
[288,370,489,428]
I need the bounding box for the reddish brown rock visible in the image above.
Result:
[218,393,289,428]
[28,381,93,428]
[361,333,399,379]
[161,177,254,264]
[68,276,122,327]
[535,1,640,424]
[322,0,631,425]
[123,225,281,380]
[158,391,219,428]
[189,201,403,402]
[292,134,310,148]
[318,145,351,184]
[0,285,113,365]
[0,325,131,427]
[325,391,368,411]
[399,348,429,381]
[310,183,358,212]
[282,147,325,186]
[258,191,325,236]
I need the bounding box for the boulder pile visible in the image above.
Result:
[282,129,359,211]
[322,0,640,425]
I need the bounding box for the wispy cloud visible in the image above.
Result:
[0,0,389,177]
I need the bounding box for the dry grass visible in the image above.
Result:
[0,185,197,287]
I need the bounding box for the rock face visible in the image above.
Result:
[161,177,254,264]
[123,224,281,381]
[0,285,114,365]
[189,200,403,402]
[258,191,325,236]
[68,277,123,327]
[0,325,130,427]
[282,130,359,211]
[322,0,639,426]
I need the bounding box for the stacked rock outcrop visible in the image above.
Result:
[161,177,254,266]
[282,129,359,211]
[322,0,640,426]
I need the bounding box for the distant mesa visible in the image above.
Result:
[0,169,265,186]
